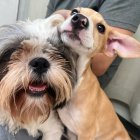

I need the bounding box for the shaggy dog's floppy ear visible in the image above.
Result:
[0,24,27,54]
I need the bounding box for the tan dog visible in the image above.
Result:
[56,8,140,140]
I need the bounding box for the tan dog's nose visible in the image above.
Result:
[71,14,89,29]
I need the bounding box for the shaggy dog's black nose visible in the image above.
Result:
[71,14,89,29]
[29,57,50,74]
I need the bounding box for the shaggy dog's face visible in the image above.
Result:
[0,14,77,123]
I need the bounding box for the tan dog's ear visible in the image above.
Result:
[53,9,71,19]
[104,31,140,58]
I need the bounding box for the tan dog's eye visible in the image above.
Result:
[97,23,106,34]
[71,9,79,15]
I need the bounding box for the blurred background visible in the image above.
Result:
[0,0,140,39]
[0,0,48,25]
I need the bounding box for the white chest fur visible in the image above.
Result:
[0,109,63,140]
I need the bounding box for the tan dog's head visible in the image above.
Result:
[59,7,140,58]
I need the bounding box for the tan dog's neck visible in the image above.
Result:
[76,55,90,79]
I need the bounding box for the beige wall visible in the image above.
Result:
[0,0,19,25]
[18,0,49,21]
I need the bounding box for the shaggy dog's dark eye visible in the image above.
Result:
[97,23,106,34]
[71,9,79,15]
